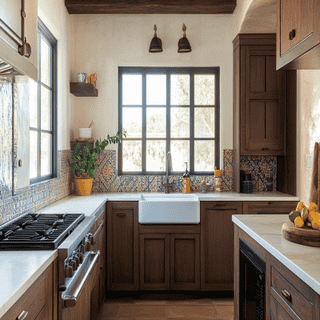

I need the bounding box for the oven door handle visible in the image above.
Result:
[62,250,100,308]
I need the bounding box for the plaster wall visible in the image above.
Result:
[71,2,253,165]
[38,0,76,150]
[297,71,320,205]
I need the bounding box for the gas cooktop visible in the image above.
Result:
[0,213,85,250]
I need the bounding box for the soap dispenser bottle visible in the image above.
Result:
[182,162,191,193]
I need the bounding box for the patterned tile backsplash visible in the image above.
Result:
[0,151,73,226]
[240,155,277,192]
[92,149,235,193]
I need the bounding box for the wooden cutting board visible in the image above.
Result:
[282,221,320,247]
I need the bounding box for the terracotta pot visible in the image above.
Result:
[74,178,93,196]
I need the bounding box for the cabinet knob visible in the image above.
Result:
[18,160,23,167]
[289,29,296,40]
[261,147,269,151]
[17,311,28,320]
[281,289,292,302]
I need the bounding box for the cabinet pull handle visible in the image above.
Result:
[289,29,296,40]
[261,147,269,151]
[17,311,28,320]
[117,213,126,217]
[281,289,292,302]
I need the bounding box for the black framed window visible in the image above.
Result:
[118,67,220,175]
[29,19,57,183]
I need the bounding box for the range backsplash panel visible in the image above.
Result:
[92,149,234,193]
[240,155,277,192]
[0,78,13,200]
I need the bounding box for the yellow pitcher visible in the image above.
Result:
[87,73,97,87]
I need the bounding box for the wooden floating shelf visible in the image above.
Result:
[70,82,98,97]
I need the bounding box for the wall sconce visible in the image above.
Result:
[178,23,192,53]
[149,24,163,53]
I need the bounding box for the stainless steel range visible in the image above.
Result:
[0,209,105,320]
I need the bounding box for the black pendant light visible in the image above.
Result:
[149,24,163,53]
[178,24,192,53]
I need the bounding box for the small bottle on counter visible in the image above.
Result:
[182,162,191,193]
[214,166,222,192]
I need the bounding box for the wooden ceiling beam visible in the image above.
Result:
[65,0,237,14]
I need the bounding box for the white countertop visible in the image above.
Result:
[232,215,320,295]
[0,190,299,318]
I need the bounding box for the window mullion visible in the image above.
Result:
[37,38,42,179]
[142,73,146,174]
[190,73,194,173]
[166,72,170,157]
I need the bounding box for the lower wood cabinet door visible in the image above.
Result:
[140,234,170,290]
[139,233,200,290]
[107,202,139,291]
[201,202,242,290]
[170,233,200,290]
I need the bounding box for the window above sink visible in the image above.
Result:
[118,67,220,176]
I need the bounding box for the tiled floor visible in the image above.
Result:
[98,292,234,320]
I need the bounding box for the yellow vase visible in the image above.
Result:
[74,178,93,196]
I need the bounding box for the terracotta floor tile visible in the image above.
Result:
[165,305,217,318]
[99,303,120,317]
[166,298,215,305]
[117,305,167,318]
[214,305,234,318]
[212,298,234,305]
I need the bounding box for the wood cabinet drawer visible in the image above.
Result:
[243,201,297,214]
[201,201,242,211]
[270,293,299,320]
[271,267,313,319]
[2,263,53,320]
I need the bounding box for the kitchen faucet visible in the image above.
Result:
[162,152,173,193]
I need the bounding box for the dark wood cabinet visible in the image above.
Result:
[243,201,297,214]
[276,0,320,69]
[201,202,242,291]
[244,46,284,154]
[139,224,200,291]
[235,225,320,320]
[233,34,285,156]
[2,259,55,320]
[233,34,297,194]
[107,201,139,291]
[170,233,200,290]
[140,233,170,290]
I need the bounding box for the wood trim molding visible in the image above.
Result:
[65,0,237,14]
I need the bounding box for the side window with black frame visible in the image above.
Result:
[118,67,220,175]
[29,20,57,183]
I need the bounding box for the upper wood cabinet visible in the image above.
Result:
[233,34,285,157]
[276,0,320,69]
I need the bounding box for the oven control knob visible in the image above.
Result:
[79,252,84,264]
[71,259,77,271]
[85,239,91,252]
[65,265,73,278]
[74,254,80,265]
[79,244,85,254]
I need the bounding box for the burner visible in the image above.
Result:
[0,213,85,250]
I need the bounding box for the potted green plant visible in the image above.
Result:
[69,130,126,196]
